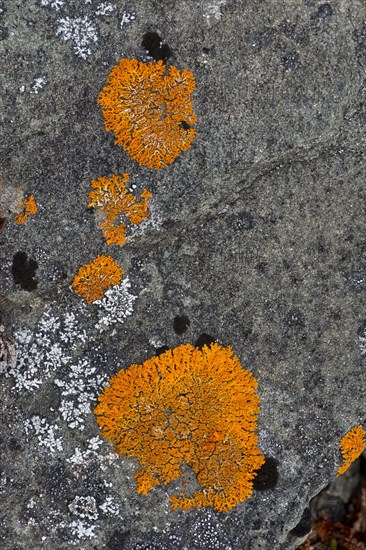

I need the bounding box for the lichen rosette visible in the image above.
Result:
[95,343,264,512]
[98,58,197,169]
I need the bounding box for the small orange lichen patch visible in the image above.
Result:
[88,174,151,246]
[337,425,366,476]
[15,195,37,224]
[94,343,265,512]
[71,255,123,304]
[98,58,197,169]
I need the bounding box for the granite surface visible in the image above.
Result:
[1,1,366,548]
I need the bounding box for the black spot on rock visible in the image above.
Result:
[289,507,312,538]
[180,120,191,130]
[195,333,216,349]
[106,529,130,549]
[253,456,279,491]
[12,251,38,291]
[173,314,190,335]
[142,32,172,62]
[317,3,334,19]
[155,345,170,356]
[281,51,300,70]
[284,308,306,329]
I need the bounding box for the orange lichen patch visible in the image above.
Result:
[337,425,366,476]
[88,173,152,246]
[94,343,265,512]
[71,255,123,304]
[15,195,37,224]
[98,58,197,169]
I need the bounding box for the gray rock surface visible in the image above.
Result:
[1,0,366,548]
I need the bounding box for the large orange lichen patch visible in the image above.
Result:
[337,425,366,476]
[71,255,123,304]
[88,173,151,246]
[15,195,37,224]
[94,343,264,512]
[98,58,197,169]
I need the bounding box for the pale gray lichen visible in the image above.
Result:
[56,15,98,59]
[69,495,99,521]
[24,415,64,453]
[95,2,115,16]
[30,75,48,94]
[94,277,137,331]
[39,0,133,60]
[40,0,65,10]
[7,308,87,392]
[120,10,136,27]
[201,0,227,24]
[67,436,118,471]
[69,519,97,542]
[55,358,107,430]
[358,327,366,356]
[0,324,16,372]
[99,495,120,516]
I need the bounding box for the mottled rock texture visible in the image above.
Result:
[1,1,366,549]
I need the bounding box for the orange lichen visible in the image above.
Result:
[15,195,37,224]
[94,343,265,512]
[71,255,123,304]
[337,425,366,476]
[88,173,151,246]
[98,58,197,169]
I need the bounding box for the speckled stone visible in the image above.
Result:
[1,1,366,549]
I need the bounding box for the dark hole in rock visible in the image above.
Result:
[317,3,334,18]
[141,32,172,62]
[195,333,216,349]
[289,506,312,538]
[173,314,190,335]
[281,51,300,70]
[360,453,366,475]
[180,120,191,130]
[202,47,211,54]
[12,251,38,291]
[253,456,279,491]
[155,345,170,356]
[106,529,130,549]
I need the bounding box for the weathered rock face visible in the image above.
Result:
[1,1,366,548]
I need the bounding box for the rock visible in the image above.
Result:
[1,1,366,549]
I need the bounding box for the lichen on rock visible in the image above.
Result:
[71,255,123,304]
[337,425,366,476]
[98,58,197,169]
[94,342,264,512]
[88,174,151,246]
